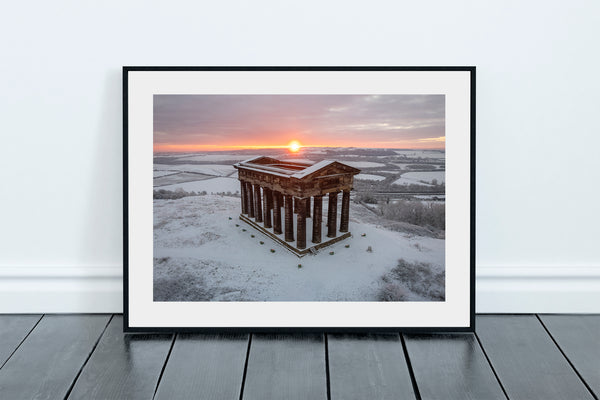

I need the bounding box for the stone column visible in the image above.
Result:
[253,184,263,222]
[340,190,350,232]
[305,196,311,218]
[247,182,255,218]
[269,190,275,211]
[273,190,282,234]
[296,198,307,249]
[284,194,294,242]
[293,197,298,213]
[312,195,322,244]
[263,187,272,228]
[327,191,338,238]
[240,180,247,214]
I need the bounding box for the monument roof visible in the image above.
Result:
[234,156,360,179]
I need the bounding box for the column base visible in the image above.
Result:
[240,214,351,258]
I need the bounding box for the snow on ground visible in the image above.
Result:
[154,172,213,188]
[392,163,444,170]
[159,177,240,194]
[392,163,419,170]
[393,171,445,186]
[174,154,259,162]
[154,170,179,178]
[154,195,444,302]
[154,164,236,177]
[393,150,445,159]
[354,174,386,181]
[343,161,386,168]
[413,195,446,201]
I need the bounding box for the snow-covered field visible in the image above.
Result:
[153,163,240,193]
[343,161,386,168]
[173,154,259,162]
[393,150,445,159]
[158,177,240,194]
[354,173,386,181]
[154,164,236,177]
[393,171,445,186]
[154,170,179,178]
[154,195,444,302]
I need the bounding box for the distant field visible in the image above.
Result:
[158,177,240,194]
[343,161,387,168]
[153,170,179,178]
[393,149,445,159]
[154,164,235,176]
[355,173,386,181]
[393,171,445,186]
[153,148,446,196]
[153,163,240,189]
[154,172,213,187]
[172,154,259,162]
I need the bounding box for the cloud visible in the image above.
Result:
[418,136,446,143]
[153,94,445,148]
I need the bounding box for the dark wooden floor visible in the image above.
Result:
[0,315,598,399]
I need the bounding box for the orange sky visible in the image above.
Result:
[153,95,445,152]
[153,139,446,153]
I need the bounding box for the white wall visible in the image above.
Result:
[1,1,599,313]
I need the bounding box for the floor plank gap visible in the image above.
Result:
[238,333,252,400]
[477,315,595,399]
[0,314,43,371]
[400,334,422,400]
[324,334,331,400]
[63,314,114,400]
[154,333,249,400]
[152,333,177,400]
[535,315,599,400]
[473,331,510,400]
[243,333,327,400]
[0,315,112,399]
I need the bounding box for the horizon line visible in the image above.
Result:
[153,144,445,153]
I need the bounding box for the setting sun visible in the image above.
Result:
[288,140,302,152]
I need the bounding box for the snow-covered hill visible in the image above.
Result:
[153,195,444,302]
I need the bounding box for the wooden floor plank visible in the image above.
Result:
[476,315,594,400]
[66,315,173,400]
[154,333,248,400]
[0,314,41,368]
[404,333,506,400]
[243,334,327,400]
[539,314,600,398]
[328,333,415,400]
[0,314,110,400]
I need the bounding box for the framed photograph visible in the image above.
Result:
[124,67,475,332]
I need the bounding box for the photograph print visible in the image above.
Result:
[153,94,446,303]
[125,67,474,331]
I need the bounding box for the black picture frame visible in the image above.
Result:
[123,66,475,333]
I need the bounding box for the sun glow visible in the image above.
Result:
[288,140,302,152]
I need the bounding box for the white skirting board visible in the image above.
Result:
[476,266,600,313]
[0,267,123,313]
[0,266,599,313]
